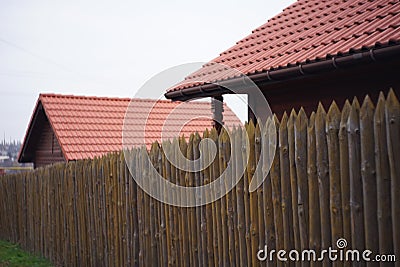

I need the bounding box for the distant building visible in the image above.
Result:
[18,93,241,168]
[165,0,400,121]
[0,155,9,163]
[0,141,32,174]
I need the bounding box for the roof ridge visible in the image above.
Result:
[39,93,132,101]
[38,93,212,104]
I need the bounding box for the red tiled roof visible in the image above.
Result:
[23,93,241,161]
[168,0,400,92]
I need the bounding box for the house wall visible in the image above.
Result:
[249,59,400,120]
[34,117,65,168]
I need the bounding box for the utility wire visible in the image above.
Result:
[0,37,85,76]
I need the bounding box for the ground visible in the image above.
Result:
[0,240,52,267]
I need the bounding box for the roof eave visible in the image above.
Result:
[165,44,400,101]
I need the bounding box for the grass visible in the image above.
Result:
[0,240,53,267]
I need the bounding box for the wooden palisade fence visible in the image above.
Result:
[0,90,399,266]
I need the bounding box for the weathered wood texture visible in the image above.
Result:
[0,91,398,266]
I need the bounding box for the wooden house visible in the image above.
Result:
[165,0,400,121]
[18,94,240,168]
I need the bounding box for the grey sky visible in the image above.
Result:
[0,0,296,141]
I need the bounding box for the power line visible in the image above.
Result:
[0,37,117,87]
[0,37,79,75]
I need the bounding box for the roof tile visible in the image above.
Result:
[34,94,241,161]
[168,0,400,92]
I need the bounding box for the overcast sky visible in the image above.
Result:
[0,0,296,141]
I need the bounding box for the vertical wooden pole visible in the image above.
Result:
[235,126,248,266]
[264,118,276,265]
[374,93,393,259]
[209,128,221,267]
[339,100,352,256]
[247,121,260,266]
[348,98,365,255]
[219,129,230,265]
[295,107,309,262]
[360,96,379,262]
[231,127,240,267]
[270,115,283,266]
[179,137,190,267]
[135,150,144,266]
[385,90,400,265]
[326,102,343,253]
[288,109,301,264]
[203,129,215,266]
[279,113,295,255]
[193,133,205,266]
[315,103,331,267]
[255,122,266,261]
[308,112,321,266]
[187,134,199,267]
[242,123,252,265]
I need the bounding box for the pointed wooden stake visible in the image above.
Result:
[374,92,393,256]
[385,89,400,260]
